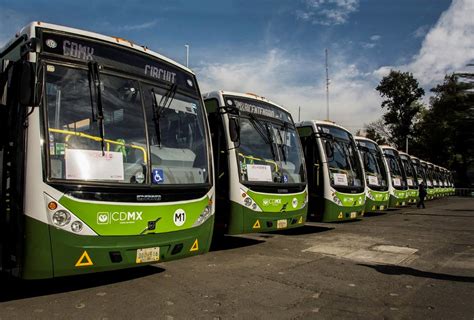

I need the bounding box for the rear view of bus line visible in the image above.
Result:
[355,137,389,213]
[0,22,215,279]
[204,91,307,235]
[297,121,365,222]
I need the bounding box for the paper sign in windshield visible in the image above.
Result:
[368,175,379,186]
[333,173,348,186]
[65,149,124,181]
[407,178,413,186]
[418,179,423,184]
[427,180,432,186]
[247,164,272,182]
[393,177,401,187]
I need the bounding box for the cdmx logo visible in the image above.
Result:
[97,211,143,225]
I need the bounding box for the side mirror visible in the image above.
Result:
[229,117,240,142]
[325,140,333,158]
[15,61,36,107]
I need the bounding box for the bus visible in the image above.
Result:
[399,151,419,204]
[421,160,435,200]
[0,22,215,279]
[410,155,427,195]
[297,121,365,222]
[355,137,389,212]
[380,146,408,207]
[203,91,307,234]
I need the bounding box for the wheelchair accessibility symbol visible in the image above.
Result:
[152,169,164,184]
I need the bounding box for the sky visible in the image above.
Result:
[1,0,473,132]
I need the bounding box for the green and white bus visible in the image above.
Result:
[410,155,427,199]
[0,22,215,279]
[297,121,365,222]
[380,146,408,207]
[355,136,389,212]
[203,91,307,234]
[399,151,418,204]
[421,160,435,200]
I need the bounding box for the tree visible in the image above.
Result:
[412,74,474,187]
[376,70,425,149]
[364,119,389,145]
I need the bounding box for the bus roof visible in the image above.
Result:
[296,120,352,134]
[203,90,291,114]
[1,21,193,75]
[354,136,378,145]
[379,145,397,152]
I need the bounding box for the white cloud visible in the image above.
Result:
[370,35,381,41]
[196,49,382,132]
[412,25,429,38]
[117,20,158,32]
[297,0,359,26]
[0,8,29,48]
[375,0,474,87]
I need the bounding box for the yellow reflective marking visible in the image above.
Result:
[190,239,199,252]
[75,250,93,267]
[253,220,261,229]
[298,216,303,224]
[338,212,343,219]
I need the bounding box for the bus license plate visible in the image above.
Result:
[277,219,287,229]
[136,247,160,263]
[350,212,357,218]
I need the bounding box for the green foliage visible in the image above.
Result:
[376,70,425,149]
[412,74,474,187]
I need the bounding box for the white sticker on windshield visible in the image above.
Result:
[418,179,423,184]
[333,173,348,186]
[407,178,413,186]
[393,177,401,187]
[427,180,432,186]
[65,149,124,181]
[247,164,272,182]
[368,175,379,186]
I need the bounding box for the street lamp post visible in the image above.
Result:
[184,44,189,68]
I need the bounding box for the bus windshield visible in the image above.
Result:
[400,155,418,189]
[45,64,209,185]
[356,140,388,191]
[412,160,426,185]
[319,125,364,191]
[228,97,305,185]
[383,149,405,190]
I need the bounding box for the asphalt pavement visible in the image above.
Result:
[0,197,473,320]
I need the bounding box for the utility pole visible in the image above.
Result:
[325,48,330,121]
[406,136,409,154]
[298,106,301,122]
[184,44,189,68]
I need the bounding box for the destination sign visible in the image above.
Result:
[39,29,196,91]
[225,96,292,123]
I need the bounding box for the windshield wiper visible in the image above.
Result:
[151,84,178,147]
[88,61,105,155]
[248,114,276,160]
[277,123,289,163]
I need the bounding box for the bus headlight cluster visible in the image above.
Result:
[193,205,213,227]
[52,210,71,226]
[331,193,342,205]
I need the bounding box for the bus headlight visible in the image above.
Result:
[244,197,253,206]
[332,196,342,205]
[52,210,71,227]
[71,221,83,233]
[193,205,213,227]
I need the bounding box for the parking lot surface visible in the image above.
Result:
[1,197,473,320]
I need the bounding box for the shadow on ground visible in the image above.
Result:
[363,211,390,217]
[358,263,474,283]
[0,265,164,302]
[269,225,334,236]
[210,235,265,252]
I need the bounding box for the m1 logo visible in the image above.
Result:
[173,209,186,227]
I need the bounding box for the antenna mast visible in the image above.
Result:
[325,48,330,121]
